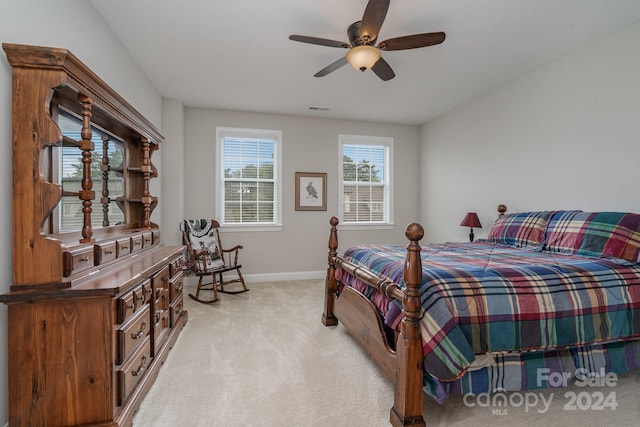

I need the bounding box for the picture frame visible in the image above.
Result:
[295,172,327,211]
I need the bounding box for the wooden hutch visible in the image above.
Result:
[0,43,187,426]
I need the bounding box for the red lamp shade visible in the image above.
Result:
[460,212,482,242]
[460,212,482,228]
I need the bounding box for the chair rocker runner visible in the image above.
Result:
[181,219,249,303]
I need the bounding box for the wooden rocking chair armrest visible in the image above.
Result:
[221,245,243,267]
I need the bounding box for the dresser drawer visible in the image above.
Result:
[153,264,171,286]
[152,265,170,305]
[130,234,143,253]
[94,241,117,265]
[169,255,183,278]
[153,287,169,312]
[152,229,161,245]
[142,231,153,248]
[116,237,131,257]
[141,279,152,305]
[152,307,170,356]
[169,271,184,303]
[117,335,151,406]
[116,304,150,364]
[63,246,94,277]
[170,293,184,327]
[117,280,151,324]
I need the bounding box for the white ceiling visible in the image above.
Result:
[91,0,640,125]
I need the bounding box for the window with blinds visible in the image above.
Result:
[216,127,282,228]
[57,113,125,233]
[339,134,393,225]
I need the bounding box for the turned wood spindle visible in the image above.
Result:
[78,94,95,243]
[101,135,110,227]
[141,138,151,229]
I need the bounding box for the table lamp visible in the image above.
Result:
[460,212,482,242]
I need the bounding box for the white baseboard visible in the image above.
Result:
[183,270,326,285]
[242,270,325,284]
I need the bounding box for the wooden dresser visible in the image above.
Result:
[0,43,187,427]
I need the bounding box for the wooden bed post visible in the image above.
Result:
[390,223,426,427]
[322,216,339,326]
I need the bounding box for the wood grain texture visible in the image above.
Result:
[324,217,426,427]
[1,43,187,427]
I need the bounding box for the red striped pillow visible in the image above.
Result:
[487,211,551,249]
[545,211,640,263]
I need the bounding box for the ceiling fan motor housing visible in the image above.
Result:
[348,21,377,46]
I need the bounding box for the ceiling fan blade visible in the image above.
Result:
[360,0,390,43]
[314,56,348,77]
[289,35,350,49]
[378,32,446,51]
[371,57,395,81]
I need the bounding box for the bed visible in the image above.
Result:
[322,207,640,426]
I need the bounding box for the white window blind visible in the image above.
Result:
[339,134,393,225]
[216,127,282,229]
[57,114,124,233]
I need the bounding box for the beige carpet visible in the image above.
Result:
[132,278,640,426]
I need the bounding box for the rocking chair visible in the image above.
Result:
[180,219,249,304]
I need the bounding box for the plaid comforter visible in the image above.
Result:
[337,241,640,382]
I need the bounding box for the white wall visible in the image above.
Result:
[184,109,421,278]
[0,1,164,424]
[161,99,186,245]
[420,19,640,244]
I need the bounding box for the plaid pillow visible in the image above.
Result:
[487,211,551,249]
[544,211,640,263]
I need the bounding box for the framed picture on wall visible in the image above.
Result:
[295,172,327,211]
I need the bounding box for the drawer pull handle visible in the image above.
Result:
[104,250,113,255]
[175,283,183,292]
[121,245,129,251]
[132,322,146,339]
[127,302,135,312]
[132,356,147,377]
[137,294,145,304]
[79,256,90,263]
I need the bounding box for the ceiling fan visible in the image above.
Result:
[289,0,446,81]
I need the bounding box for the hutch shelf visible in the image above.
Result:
[0,43,187,427]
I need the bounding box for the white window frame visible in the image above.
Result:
[338,134,394,229]
[215,127,283,231]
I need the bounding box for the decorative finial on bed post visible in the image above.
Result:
[390,222,426,427]
[328,217,339,265]
[405,223,424,242]
[498,204,507,216]
[323,217,340,326]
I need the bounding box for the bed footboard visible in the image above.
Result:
[323,217,426,427]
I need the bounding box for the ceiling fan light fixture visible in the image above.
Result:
[345,45,381,72]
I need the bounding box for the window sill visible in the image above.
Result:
[338,223,395,231]
[220,224,283,233]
